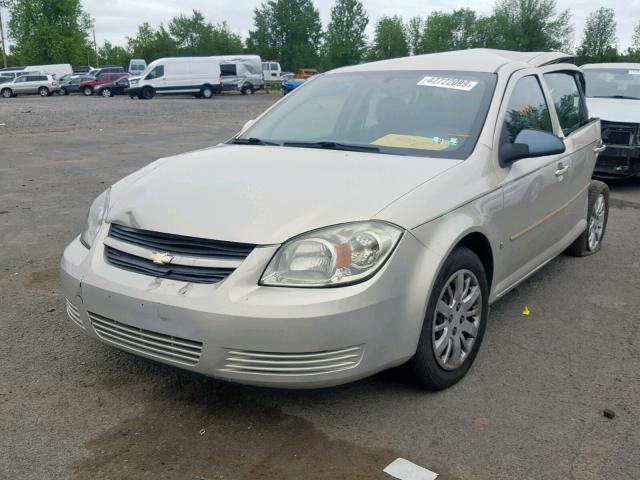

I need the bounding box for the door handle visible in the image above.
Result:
[555,164,569,176]
[593,145,606,154]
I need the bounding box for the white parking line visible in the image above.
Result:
[384,458,439,480]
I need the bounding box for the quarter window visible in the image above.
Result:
[543,72,588,135]
[504,76,553,142]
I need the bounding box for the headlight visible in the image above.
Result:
[80,188,110,248]
[260,221,403,287]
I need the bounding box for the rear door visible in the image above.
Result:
[541,68,601,230]
[493,72,576,291]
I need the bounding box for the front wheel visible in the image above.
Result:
[141,87,155,100]
[1,88,12,98]
[566,180,609,256]
[83,86,93,96]
[408,247,488,390]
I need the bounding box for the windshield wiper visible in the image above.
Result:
[282,141,380,153]
[231,137,280,146]
[591,95,640,100]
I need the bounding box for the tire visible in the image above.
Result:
[101,88,113,98]
[200,85,213,99]
[408,247,489,390]
[566,180,610,257]
[38,87,49,97]
[1,88,12,99]
[141,87,154,100]
[83,86,93,96]
[59,88,67,96]
[241,84,254,95]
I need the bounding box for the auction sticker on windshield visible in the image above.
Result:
[417,76,478,91]
[629,70,640,75]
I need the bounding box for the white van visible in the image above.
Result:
[262,61,282,84]
[128,59,147,75]
[214,55,264,94]
[25,64,72,79]
[0,68,43,81]
[126,57,221,99]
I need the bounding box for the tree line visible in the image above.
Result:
[3,0,640,70]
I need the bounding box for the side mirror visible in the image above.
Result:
[500,129,565,167]
[241,119,255,133]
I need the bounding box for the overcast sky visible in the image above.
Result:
[2,0,639,50]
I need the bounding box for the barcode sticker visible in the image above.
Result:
[417,76,478,91]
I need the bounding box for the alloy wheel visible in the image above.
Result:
[432,269,482,371]
[587,194,606,251]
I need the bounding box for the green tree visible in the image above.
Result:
[406,16,424,55]
[7,0,92,65]
[169,11,243,55]
[420,8,478,53]
[98,40,130,68]
[370,15,409,60]
[127,23,177,62]
[628,21,640,61]
[488,0,573,51]
[323,0,368,69]
[577,7,618,63]
[247,0,323,71]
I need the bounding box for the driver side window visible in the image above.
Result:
[504,76,553,142]
[146,65,164,80]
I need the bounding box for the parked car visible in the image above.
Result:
[582,63,640,178]
[25,63,72,79]
[1,74,58,97]
[262,60,282,84]
[59,75,95,95]
[80,72,127,96]
[128,59,147,76]
[61,49,609,390]
[126,57,221,99]
[94,65,126,75]
[94,76,130,97]
[281,68,319,95]
[216,55,264,94]
[73,65,94,74]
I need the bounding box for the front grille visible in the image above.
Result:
[109,224,255,259]
[105,246,234,284]
[601,122,638,146]
[89,312,203,366]
[221,346,364,376]
[65,298,84,329]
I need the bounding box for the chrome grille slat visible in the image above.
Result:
[221,346,364,376]
[65,298,84,329]
[89,313,202,366]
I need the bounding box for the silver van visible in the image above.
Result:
[215,55,265,94]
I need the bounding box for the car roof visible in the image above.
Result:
[333,49,575,75]
[581,62,640,70]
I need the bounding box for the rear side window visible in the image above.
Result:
[97,74,108,81]
[504,75,553,142]
[543,72,588,136]
[220,64,237,76]
[38,76,47,81]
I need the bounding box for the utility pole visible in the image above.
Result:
[93,26,98,66]
[0,7,7,68]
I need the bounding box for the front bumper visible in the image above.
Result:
[594,145,640,178]
[60,225,441,388]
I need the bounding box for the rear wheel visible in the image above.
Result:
[566,180,609,256]
[241,84,254,95]
[408,247,488,390]
[59,88,67,96]
[101,88,113,98]
[1,88,12,98]
[38,87,49,97]
[83,86,93,96]
[201,85,213,99]
[141,87,155,100]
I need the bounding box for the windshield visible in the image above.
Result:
[584,68,640,99]
[238,70,497,159]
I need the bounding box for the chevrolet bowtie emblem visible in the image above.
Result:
[149,252,174,265]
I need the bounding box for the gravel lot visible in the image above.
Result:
[1,94,639,480]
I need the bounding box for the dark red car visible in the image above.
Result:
[80,72,127,96]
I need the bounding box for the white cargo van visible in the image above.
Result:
[262,61,282,84]
[128,59,147,75]
[126,57,221,99]
[214,55,264,94]
[25,64,72,79]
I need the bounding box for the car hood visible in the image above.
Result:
[107,144,460,245]
[586,97,640,123]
